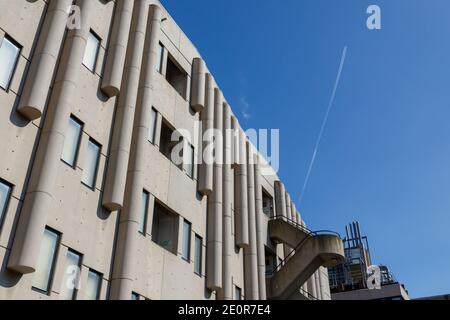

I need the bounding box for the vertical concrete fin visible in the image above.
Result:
[17,0,74,120]
[235,128,249,247]
[274,181,287,219]
[190,57,206,112]
[198,73,215,195]
[101,0,135,97]
[102,0,151,212]
[8,0,96,274]
[285,193,292,222]
[254,155,267,300]
[109,2,161,301]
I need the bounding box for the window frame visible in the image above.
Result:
[82,29,101,74]
[184,143,195,179]
[61,115,84,168]
[81,138,102,190]
[151,201,179,255]
[61,249,83,300]
[148,107,158,145]
[181,219,192,262]
[85,269,102,300]
[32,227,61,295]
[0,34,22,92]
[194,234,203,276]
[139,190,150,235]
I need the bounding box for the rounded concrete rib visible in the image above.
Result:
[198,74,215,195]
[102,0,150,211]
[231,116,240,169]
[254,155,267,300]
[101,0,135,97]
[244,144,259,300]
[308,275,317,299]
[285,193,292,222]
[274,181,287,219]
[206,88,223,291]
[190,58,206,112]
[17,0,73,120]
[315,271,322,300]
[8,0,95,274]
[291,202,297,224]
[234,128,249,247]
[217,102,232,300]
[109,3,161,300]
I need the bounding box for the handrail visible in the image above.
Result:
[266,215,341,277]
[299,287,319,301]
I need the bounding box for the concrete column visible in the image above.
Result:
[320,267,332,300]
[217,102,232,300]
[190,58,206,112]
[8,0,95,274]
[308,274,317,299]
[291,203,298,225]
[244,143,259,300]
[254,155,267,300]
[234,128,249,247]
[274,181,286,219]
[206,88,223,291]
[231,116,240,169]
[285,193,292,222]
[17,0,73,120]
[198,74,215,195]
[315,271,322,300]
[102,0,150,211]
[109,3,161,300]
[101,0,135,97]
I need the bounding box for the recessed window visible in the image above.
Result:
[32,228,60,294]
[151,202,178,254]
[85,270,102,300]
[83,30,101,73]
[81,139,101,189]
[61,116,83,167]
[157,43,164,74]
[0,35,21,91]
[234,286,242,300]
[148,107,158,144]
[139,190,149,235]
[194,235,202,276]
[60,249,82,300]
[0,180,12,230]
[262,189,274,217]
[184,143,195,179]
[165,55,187,99]
[159,120,182,164]
[181,220,191,261]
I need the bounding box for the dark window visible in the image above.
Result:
[139,190,150,235]
[81,139,101,189]
[151,202,178,254]
[262,189,274,217]
[181,220,191,261]
[165,55,188,99]
[194,235,202,276]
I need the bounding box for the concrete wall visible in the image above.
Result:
[0,0,331,300]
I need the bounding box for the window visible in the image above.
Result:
[181,220,191,261]
[151,202,178,254]
[156,43,164,74]
[32,228,60,294]
[131,292,140,300]
[194,235,202,276]
[262,189,274,217]
[265,248,277,275]
[234,286,242,300]
[0,180,12,230]
[85,270,102,300]
[61,116,83,167]
[83,30,101,73]
[165,55,188,99]
[139,190,149,235]
[184,143,195,179]
[159,120,182,164]
[148,107,158,144]
[81,139,101,189]
[0,35,21,91]
[60,250,82,300]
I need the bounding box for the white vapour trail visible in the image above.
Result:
[299,46,348,206]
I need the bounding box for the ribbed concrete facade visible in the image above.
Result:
[0,0,333,300]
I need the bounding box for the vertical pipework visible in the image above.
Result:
[217,102,232,300]
[17,0,74,120]
[274,181,287,219]
[190,58,206,112]
[102,0,150,211]
[206,88,223,291]
[234,128,249,247]
[244,144,259,300]
[254,155,267,300]
[198,74,215,195]
[101,0,135,97]
[109,3,161,300]
[8,0,95,274]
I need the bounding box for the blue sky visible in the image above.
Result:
[161,0,450,298]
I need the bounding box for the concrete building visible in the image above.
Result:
[0,0,344,300]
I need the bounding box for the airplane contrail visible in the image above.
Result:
[299,46,348,206]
